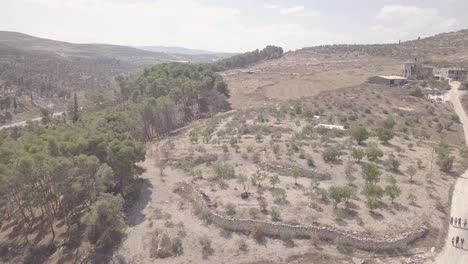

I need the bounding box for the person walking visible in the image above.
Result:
[464,219,467,228]
[456,236,460,247]
[462,238,465,249]
[451,217,454,225]
[459,218,462,226]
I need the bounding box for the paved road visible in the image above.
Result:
[0,111,64,130]
[435,81,468,263]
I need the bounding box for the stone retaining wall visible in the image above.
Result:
[175,182,428,251]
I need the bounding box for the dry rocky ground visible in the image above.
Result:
[224,52,402,109]
[115,84,467,263]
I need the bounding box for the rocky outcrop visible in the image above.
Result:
[175,182,428,252]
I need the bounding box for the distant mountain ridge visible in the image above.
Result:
[0,31,234,100]
[138,45,219,55]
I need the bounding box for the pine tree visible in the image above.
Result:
[73,93,79,123]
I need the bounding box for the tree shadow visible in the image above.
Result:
[202,248,214,259]
[220,229,232,239]
[369,211,384,221]
[123,178,153,227]
[393,202,409,212]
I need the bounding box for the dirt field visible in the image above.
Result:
[224,52,402,109]
[115,85,466,263]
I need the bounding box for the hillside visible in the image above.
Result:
[138,45,218,55]
[301,29,468,67]
[0,31,230,94]
[225,28,468,109]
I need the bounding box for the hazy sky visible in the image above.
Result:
[1,0,467,52]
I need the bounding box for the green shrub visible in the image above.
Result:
[351,148,365,162]
[352,127,369,144]
[361,163,381,184]
[328,186,353,208]
[377,127,394,143]
[385,184,401,204]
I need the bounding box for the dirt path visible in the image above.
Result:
[0,111,64,130]
[435,81,468,263]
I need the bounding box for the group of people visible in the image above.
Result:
[452,236,465,248]
[451,217,467,228]
[451,217,467,249]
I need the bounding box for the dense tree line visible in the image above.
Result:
[0,60,234,258]
[213,45,283,71]
[0,114,144,247]
[115,63,231,141]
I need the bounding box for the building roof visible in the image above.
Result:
[379,75,407,80]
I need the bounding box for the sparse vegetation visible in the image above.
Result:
[352,128,369,144]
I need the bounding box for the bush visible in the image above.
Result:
[229,137,238,146]
[377,127,394,143]
[382,118,396,130]
[199,235,212,252]
[279,230,294,247]
[458,82,468,91]
[409,87,423,97]
[172,237,184,256]
[436,143,455,173]
[437,154,454,172]
[352,128,369,144]
[251,224,263,241]
[306,154,315,167]
[328,186,353,208]
[252,152,261,164]
[361,163,381,184]
[225,203,237,217]
[249,208,260,219]
[385,184,401,204]
[237,238,248,252]
[222,144,229,153]
[270,206,281,222]
[451,114,460,123]
[383,153,400,171]
[322,146,341,162]
[366,144,383,161]
[81,193,126,247]
[272,144,281,155]
[351,148,365,162]
[270,188,287,203]
[213,162,236,180]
